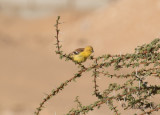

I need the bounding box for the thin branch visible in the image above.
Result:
[98,67,160,79]
[139,106,160,115]
[35,68,87,115]
[93,58,102,98]
[55,16,61,51]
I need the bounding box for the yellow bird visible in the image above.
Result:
[69,46,94,63]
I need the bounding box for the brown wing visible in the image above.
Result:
[73,48,84,55]
[70,48,84,56]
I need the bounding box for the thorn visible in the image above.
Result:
[118,99,122,105]
[113,91,116,96]
[136,68,138,77]
[139,80,141,89]
[106,100,108,105]
[128,88,130,92]
[135,109,139,114]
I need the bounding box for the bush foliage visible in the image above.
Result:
[35,16,160,115]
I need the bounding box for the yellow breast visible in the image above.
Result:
[73,55,85,63]
[80,51,92,58]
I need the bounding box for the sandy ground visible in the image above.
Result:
[0,0,160,115]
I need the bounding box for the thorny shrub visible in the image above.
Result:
[35,16,160,115]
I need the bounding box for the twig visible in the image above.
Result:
[35,68,87,115]
[140,106,160,115]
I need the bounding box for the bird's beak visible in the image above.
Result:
[92,50,94,53]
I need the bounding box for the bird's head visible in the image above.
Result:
[84,46,94,53]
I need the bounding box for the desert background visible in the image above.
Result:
[0,0,160,115]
